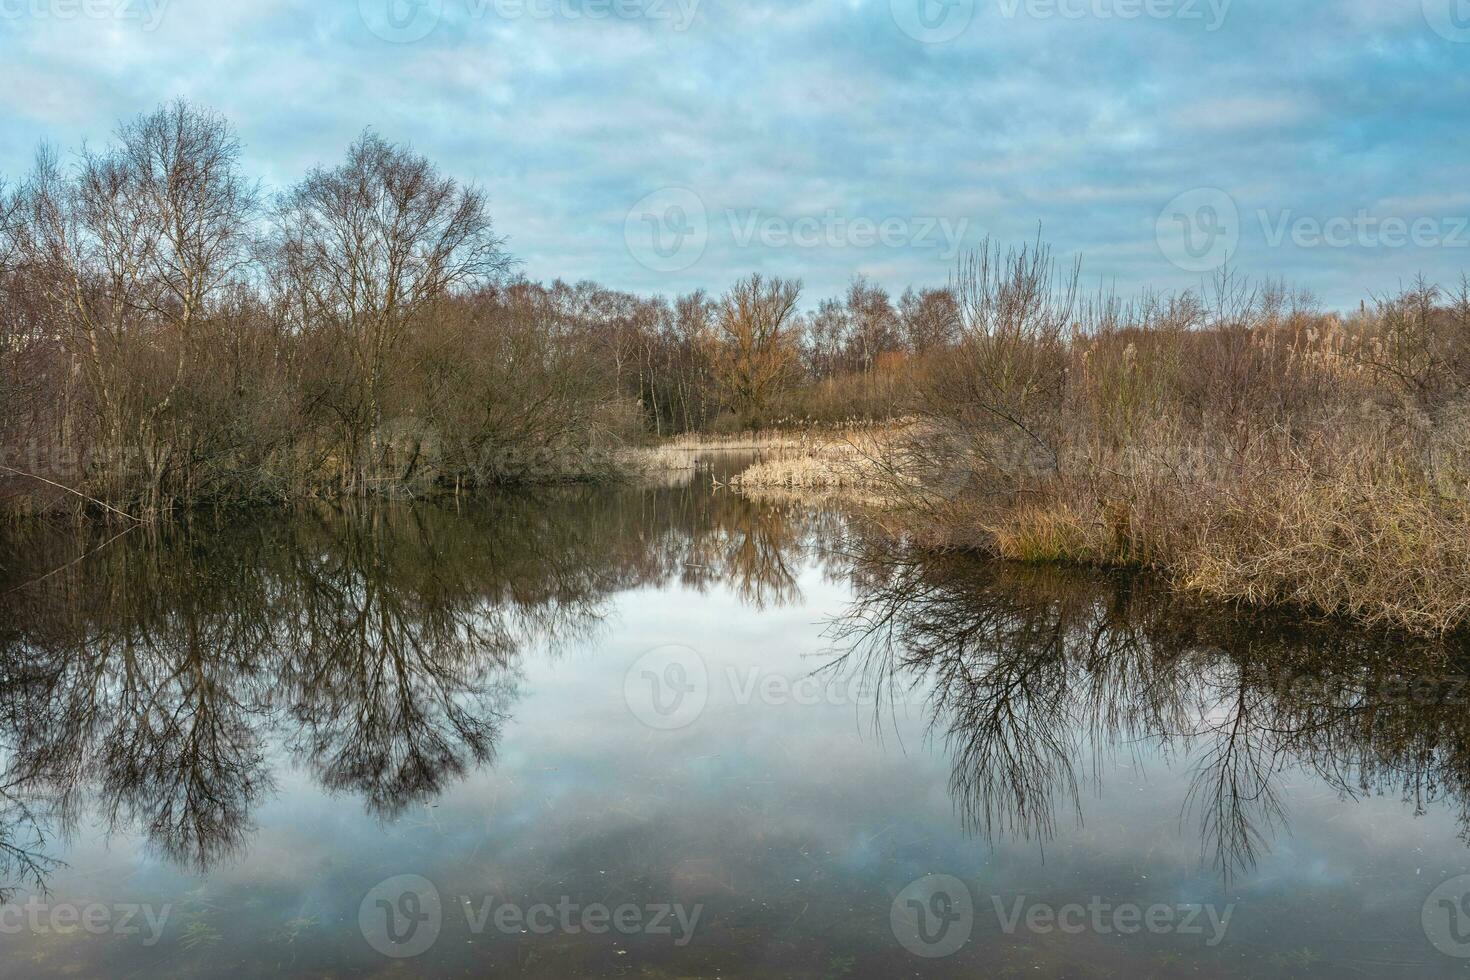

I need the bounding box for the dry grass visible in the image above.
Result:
[713,331,1470,637]
[1178,477,1470,636]
[622,444,704,474]
[849,248,1470,637]
[629,424,906,489]
[986,504,1107,564]
[895,413,1470,636]
[660,430,811,453]
[724,429,914,493]
[728,445,873,490]
[623,430,821,479]
[655,422,891,454]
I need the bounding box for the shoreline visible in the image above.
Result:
[633,425,1470,640]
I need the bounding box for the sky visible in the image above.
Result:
[0,0,1467,309]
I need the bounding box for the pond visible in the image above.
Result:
[1,477,1468,977]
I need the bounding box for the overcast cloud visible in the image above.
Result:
[0,0,1467,307]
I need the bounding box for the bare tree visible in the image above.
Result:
[801,296,849,378]
[899,285,960,354]
[117,100,258,341]
[844,276,902,372]
[5,143,149,424]
[935,236,1079,468]
[0,103,258,508]
[269,131,510,488]
[712,274,802,429]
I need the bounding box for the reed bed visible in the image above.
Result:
[720,240,1470,637]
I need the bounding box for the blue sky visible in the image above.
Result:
[0,0,1467,308]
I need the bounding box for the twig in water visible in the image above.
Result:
[0,465,143,524]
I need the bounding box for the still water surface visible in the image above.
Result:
[1,475,1469,977]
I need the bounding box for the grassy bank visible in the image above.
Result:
[935,427,1470,637]
[716,410,1470,638]
[713,242,1470,637]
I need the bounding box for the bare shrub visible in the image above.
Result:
[876,234,1470,635]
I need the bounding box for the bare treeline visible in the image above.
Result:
[0,102,960,516]
[0,101,550,514]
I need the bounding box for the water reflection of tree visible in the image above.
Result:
[0,791,57,902]
[1,529,277,874]
[0,484,824,891]
[623,487,813,608]
[829,543,1470,879]
[273,507,522,819]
